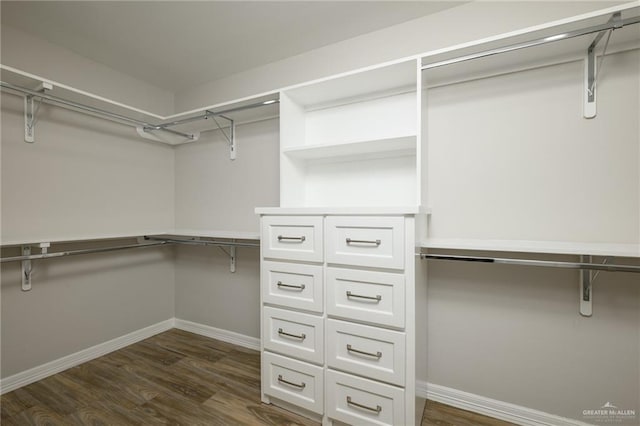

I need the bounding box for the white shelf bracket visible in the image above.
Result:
[211,114,236,160]
[217,244,237,273]
[21,246,32,291]
[584,12,621,119]
[23,81,53,143]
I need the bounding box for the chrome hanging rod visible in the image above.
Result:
[421,14,640,71]
[157,99,279,129]
[419,253,640,273]
[0,240,171,263]
[0,81,195,140]
[144,236,260,248]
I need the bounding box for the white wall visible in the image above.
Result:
[174,119,279,233]
[423,254,639,421]
[1,25,174,115]
[426,50,639,244]
[0,24,177,379]
[419,48,640,421]
[173,119,279,335]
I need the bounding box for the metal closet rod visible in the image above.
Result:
[421,14,640,70]
[420,253,640,273]
[0,81,279,140]
[157,99,280,129]
[0,81,195,140]
[0,240,171,263]
[145,236,260,248]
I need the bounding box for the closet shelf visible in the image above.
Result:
[0,65,279,148]
[420,238,640,258]
[282,135,416,160]
[163,229,260,240]
[0,229,259,247]
[256,206,421,215]
[421,4,640,89]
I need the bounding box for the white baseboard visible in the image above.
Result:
[417,381,594,426]
[173,318,260,351]
[0,318,175,395]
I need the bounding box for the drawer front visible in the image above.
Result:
[262,261,323,313]
[327,320,405,386]
[326,370,405,426]
[327,268,405,328]
[263,306,324,364]
[325,216,404,269]
[262,216,323,262]
[262,352,324,414]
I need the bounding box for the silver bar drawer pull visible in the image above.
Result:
[346,238,381,246]
[346,396,382,414]
[277,374,306,389]
[347,344,382,359]
[277,281,306,291]
[278,235,306,242]
[278,328,306,340]
[346,291,382,302]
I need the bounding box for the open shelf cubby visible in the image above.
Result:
[279,59,421,207]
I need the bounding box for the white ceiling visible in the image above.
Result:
[1,1,463,92]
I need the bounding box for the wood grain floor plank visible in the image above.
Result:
[204,389,318,426]
[6,405,71,426]
[0,387,39,419]
[3,329,515,426]
[422,400,517,426]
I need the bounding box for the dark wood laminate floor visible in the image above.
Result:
[1,329,515,425]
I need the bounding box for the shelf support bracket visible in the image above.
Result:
[584,12,621,119]
[217,244,237,273]
[211,114,236,160]
[579,255,593,317]
[24,81,53,143]
[21,246,32,291]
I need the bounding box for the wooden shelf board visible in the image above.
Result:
[282,135,416,160]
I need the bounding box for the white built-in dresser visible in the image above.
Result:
[257,57,423,425]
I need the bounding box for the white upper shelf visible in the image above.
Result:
[283,59,417,109]
[421,5,640,87]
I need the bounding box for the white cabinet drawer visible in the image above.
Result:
[327,268,405,328]
[262,352,324,414]
[326,370,405,426]
[263,306,324,364]
[262,216,323,262]
[327,319,405,386]
[262,261,323,313]
[325,216,404,269]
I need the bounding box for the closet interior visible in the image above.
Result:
[1,2,639,426]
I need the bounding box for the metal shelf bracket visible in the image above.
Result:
[24,81,53,142]
[218,245,237,272]
[579,255,593,316]
[21,246,32,291]
[211,114,236,160]
[584,12,622,119]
